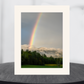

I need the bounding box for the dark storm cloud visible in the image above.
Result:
[21,13,39,44]
[34,13,62,49]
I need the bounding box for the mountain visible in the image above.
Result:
[21,44,62,58]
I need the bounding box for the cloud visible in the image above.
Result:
[21,44,62,58]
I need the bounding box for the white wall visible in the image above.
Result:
[1,0,33,63]
[1,0,84,64]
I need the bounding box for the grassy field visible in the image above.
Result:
[21,64,62,68]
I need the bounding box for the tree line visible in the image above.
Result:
[21,49,63,65]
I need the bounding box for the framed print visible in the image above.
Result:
[15,6,70,75]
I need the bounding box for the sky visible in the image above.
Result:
[21,13,62,49]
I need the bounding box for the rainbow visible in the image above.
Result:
[29,13,42,49]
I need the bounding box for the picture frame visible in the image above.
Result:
[15,6,70,75]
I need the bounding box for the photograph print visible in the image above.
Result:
[21,12,63,68]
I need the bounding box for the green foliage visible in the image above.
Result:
[21,49,63,65]
[21,65,62,68]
